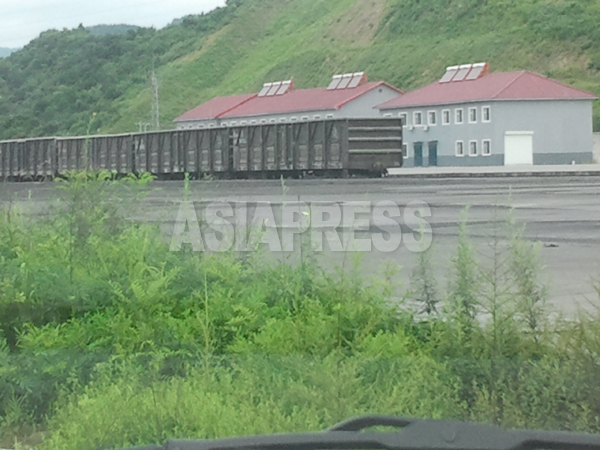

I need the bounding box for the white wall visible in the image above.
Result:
[594,132,600,162]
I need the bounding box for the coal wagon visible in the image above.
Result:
[0,118,402,181]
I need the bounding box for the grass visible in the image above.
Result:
[1,173,600,448]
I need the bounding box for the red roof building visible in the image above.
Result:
[174,73,403,127]
[378,69,597,109]
[377,63,597,167]
[174,94,256,122]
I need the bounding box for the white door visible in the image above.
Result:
[504,131,533,165]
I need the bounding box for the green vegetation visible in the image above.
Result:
[1,0,599,140]
[1,173,600,449]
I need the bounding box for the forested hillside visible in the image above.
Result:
[0,0,599,140]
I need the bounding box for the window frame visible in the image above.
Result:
[469,140,478,157]
[468,107,477,124]
[442,109,451,125]
[427,110,437,126]
[402,143,409,159]
[455,108,464,125]
[455,140,465,157]
[482,105,491,123]
[414,111,423,126]
[482,139,492,156]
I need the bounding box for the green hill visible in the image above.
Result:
[0,0,599,140]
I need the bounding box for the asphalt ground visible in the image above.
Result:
[1,175,599,317]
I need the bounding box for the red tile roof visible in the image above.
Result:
[378,71,598,109]
[174,93,256,122]
[174,82,402,122]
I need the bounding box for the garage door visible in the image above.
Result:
[504,131,533,165]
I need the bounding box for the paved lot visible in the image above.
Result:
[1,176,599,316]
[389,164,600,177]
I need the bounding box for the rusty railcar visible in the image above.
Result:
[0,118,402,181]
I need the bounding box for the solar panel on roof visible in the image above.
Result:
[348,72,366,88]
[276,80,292,95]
[452,64,473,82]
[336,73,353,89]
[258,83,272,97]
[439,65,459,83]
[466,62,488,80]
[267,82,282,96]
[327,75,343,90]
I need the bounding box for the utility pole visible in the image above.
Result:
[151,70,160,131]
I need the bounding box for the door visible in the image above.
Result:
[428,141,438,166]
[504,132,533,165]
[414,142,423,167]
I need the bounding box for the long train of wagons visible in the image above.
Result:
[0,118,403,181]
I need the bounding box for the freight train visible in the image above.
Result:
[0,118,403,181]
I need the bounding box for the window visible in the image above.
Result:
[455,141,464,157]
[250,120,257,125]
[241,121,247,125]
[270,118,276,123]
[469,140,478,156]
[469,107,477,123]
[221,122,228,127]
[314,115,321,120]
[291,117,298,122]
[482,139,491,156]
[402,143,409,159]
[442,110,450,125]
[301,116,309,121]
[326,114,334,119]
[231,122,237,126]
[482,106,491,123]
[261,119,267,124]
[428,111,437,126]
[280,118,287,123]
[455,108,463,124]
[414,111,423,125]
[199,124,205,129]
[383,113,393,118]
[399,112,408,125]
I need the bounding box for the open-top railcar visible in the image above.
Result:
[0,118,402,180]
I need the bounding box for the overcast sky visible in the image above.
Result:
[1,0,226,48]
